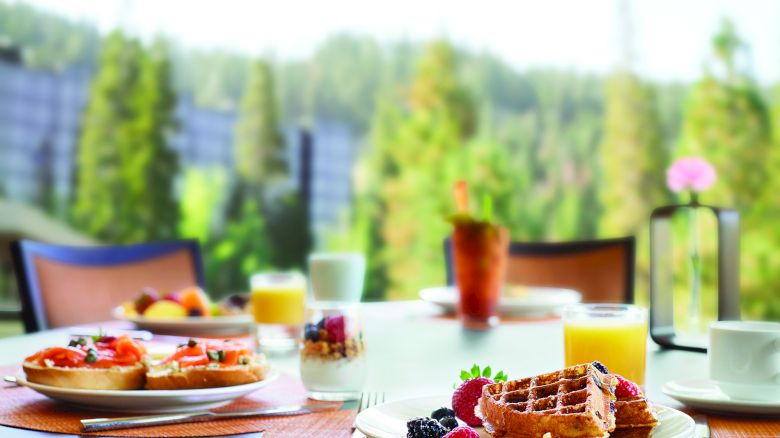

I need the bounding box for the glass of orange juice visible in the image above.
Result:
[251,272,306,353]
[563,304,648,385]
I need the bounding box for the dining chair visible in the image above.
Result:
[10,239,205,332]
[444,236,635,303]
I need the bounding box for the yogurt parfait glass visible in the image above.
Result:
[300,302,366,401]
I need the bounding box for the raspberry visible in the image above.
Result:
[443,426,480,438]
[406,417,447,438]
[431,407,455,421]
[439,416,458,431]
[613,374,640,399]
[591,361,609,374]
[452,377,493,426]
[324,315,346,343]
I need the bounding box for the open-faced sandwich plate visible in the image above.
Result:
[419,285,581,317]
[15,369,279,413]
[113,306,253,335]
[354,394,695,438]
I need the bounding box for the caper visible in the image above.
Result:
[207,350,219,361]
[187,338,197,348]
[85,349,98,363]
[217,350,226,362]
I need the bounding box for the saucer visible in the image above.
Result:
[662,379,780,416]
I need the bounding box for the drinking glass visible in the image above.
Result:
[251,272,306,353]
[300,302,366,401]
[452,223,509,329]
[563,304,648,385]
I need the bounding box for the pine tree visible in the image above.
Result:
[679,20,770,208]
[234,60,286,193]
[352,40,476,299]
[599,70,667,235]
[73,32,179,243]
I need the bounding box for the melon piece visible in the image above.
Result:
[143,300,187,319]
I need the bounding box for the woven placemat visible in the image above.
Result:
[0,364,353,437]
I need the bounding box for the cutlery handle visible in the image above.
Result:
[81,411,213,432]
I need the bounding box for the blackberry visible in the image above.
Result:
[316,317,328,330]
[430,407,455,421]
[439,416,458,431]
[591,361,609,374]
[406,417,447,438]
[304,323,320,341]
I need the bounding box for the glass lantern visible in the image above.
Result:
[649,201,740,352]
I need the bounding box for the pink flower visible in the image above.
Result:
[666,157,716,193]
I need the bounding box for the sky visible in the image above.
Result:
[15,0,780,84]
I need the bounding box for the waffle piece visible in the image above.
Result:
[615,393,658,436]
[477,363,617,438]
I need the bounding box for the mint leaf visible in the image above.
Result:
[482,366,492,378]
[470,364,480,378]
[460,370,471,381]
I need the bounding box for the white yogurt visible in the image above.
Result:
[300,355,367,392]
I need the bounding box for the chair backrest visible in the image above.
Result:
[11,239,204,332]
[445,236,635,303]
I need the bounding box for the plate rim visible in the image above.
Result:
[663,378,780,408]
[16,368,279,397]
[419,285,582,307]
[112,306,253,325]
[355,393,695,438]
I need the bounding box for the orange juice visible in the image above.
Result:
[563,304,648,385]
[250,273,306,325]
[251,287,305,325]
[564,320,647,384]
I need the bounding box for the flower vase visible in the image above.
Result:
[649,200,740,352]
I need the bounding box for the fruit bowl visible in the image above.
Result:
[112,306,252,335]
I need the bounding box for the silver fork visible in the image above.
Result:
[353,391,386,431]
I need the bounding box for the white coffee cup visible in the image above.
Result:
[308,253,365,303]
[709,320,780,401]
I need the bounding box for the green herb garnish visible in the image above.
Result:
[91,329,106,343]
[217,350,226,362]
[454,363,508,388]
[207,350,219,361]
[68,337,88,348]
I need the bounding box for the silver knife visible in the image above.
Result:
[81,403,339,432]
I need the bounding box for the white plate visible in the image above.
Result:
[663,379,780,416]
[355,394,694,438]
[113,306,253,335]
[419,286,581,317]
[16,369,279,413]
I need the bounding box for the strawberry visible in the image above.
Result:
[452,377,491,426]
[443,426,480,438]
[613,374,640,399]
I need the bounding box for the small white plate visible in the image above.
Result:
[419,286,581,317]
[16,369,279,413]
[355,394,694,438]
[663,379,780,416]
[113,306,253,335]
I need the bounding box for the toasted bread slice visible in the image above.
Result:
[23,361,146,390]
[145,356,269,390]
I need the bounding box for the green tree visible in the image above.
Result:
[73,32,179,243]
[599,70,668,234]
[234,60,286,191]
[679,20,771,208]
[351,41,476,299]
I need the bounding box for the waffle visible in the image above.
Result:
[612,388,658,438]
[477,363,617,438]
